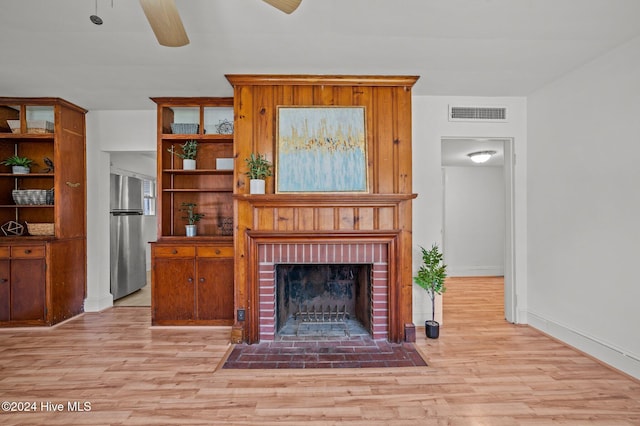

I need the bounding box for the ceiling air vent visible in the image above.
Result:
[448,106,507,122]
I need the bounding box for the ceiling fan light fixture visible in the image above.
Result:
[90,14,103,25]
[139,0,189,47]
[90,0,103,25]
[467,150,496,164]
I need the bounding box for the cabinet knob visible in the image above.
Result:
[24,249,31,254]
[0,278,7,283]
[215,249,221,255]
[199,277,205,283]
[187,277,193,283]
[172,249,178,254]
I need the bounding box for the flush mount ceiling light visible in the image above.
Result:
[467,150,496,164]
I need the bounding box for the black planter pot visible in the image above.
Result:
[425,320,440,339]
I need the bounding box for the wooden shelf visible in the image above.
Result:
[0,204,54,208]
[162,188,233,193]
[162,169,232,175]
[0,173,54,178]
[0,134,54,142]
[161,134,233,141]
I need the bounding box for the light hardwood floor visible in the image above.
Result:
[1,276,639,425]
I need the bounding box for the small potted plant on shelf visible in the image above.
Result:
[244,153,272,194]
[168,140,198,170]
[1,155,36,174]
[413,244,448,339]
[180,202,204,237]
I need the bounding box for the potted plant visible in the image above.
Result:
[413,244,447,339]
[1,155,36,174]
[244,153,272,194]
[168,140,198,170]
[180,202,204,237]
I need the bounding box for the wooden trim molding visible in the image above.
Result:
[225,74,419,88]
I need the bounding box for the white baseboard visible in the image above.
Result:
[83,294,114,312]
[528,310,640,380]
[517,309,528,324]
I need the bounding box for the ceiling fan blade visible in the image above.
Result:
[262,0,302,14]
[139,0,189,47]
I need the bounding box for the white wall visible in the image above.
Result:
[412,96,527,324]
[527,36,640,378]
[85,110,156,311]
[443,166,505,276]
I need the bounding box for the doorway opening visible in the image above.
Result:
[440,137,515,323]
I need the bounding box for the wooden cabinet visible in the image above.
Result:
[151,243,234,325]
[0,98,86,327]
[150,97,235,326]
[2,244,46,322]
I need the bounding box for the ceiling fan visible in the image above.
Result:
[139,0,302,47]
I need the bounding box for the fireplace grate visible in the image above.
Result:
[295,305,350,337]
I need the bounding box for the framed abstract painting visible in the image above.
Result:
[276,106,368,193]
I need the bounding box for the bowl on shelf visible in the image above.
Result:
[7,120,21,133]
[26,120,54,133]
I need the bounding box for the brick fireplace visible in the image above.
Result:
[257,242,390,341]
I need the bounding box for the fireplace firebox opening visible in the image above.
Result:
[275,263,372,337]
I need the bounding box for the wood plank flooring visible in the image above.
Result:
[1,276,639,425]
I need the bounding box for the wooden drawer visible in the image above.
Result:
[0,247,9,258]
[11,245,45,259]
[153,245,196,258]
[197,246,234,258]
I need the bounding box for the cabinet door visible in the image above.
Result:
[196,257,234,321]
[11,258,45,321]
[0,260,9,321]
[153,257,195,322]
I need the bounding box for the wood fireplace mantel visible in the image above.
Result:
[227,74,418,343]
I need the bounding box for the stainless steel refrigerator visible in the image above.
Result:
[110,173,147,300]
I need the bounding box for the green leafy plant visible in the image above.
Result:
[168,140,198,160]
[244,153,273,180]
[1,155,36,168]
[413,244,447,322]
[180,202,204,225]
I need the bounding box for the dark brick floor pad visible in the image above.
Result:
[222,336,427,369]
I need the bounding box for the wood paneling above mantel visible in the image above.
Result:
[226,74,418,343]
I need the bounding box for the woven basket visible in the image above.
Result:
[26,222,54,236]
[12,189,54,205]
[170,123,199,134]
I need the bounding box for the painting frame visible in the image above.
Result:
[275,106,368,193]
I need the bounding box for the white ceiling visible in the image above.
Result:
[1,0,640,111]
